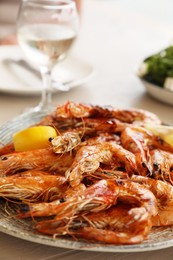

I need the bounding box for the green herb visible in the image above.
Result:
[143,46,173,87]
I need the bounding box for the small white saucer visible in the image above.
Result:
[139,78,173,106]
[0,45,93,95]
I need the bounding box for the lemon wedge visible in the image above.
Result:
[144,124,173,146]
[13,126,57,151]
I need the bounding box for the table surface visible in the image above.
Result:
[1,0,173,259]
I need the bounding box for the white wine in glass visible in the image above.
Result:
[17,0,79,115]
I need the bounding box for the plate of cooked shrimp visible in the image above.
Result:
[1,101,173,252]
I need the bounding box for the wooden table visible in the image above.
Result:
[0,0,173,259]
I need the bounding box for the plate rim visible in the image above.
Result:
[0,221,173,253]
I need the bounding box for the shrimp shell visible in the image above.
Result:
[19,179,118,218]
[51,131,81,153]
[0,170,67,202]
[131,175,173,226]
[34,179,157,242]
[0,148,74,176]
[73,204,152,245]
[65,142,137,187]
[55,101,161,125]
[149,149,173,184]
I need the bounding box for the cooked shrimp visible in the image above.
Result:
[149,149,173,184]
[131,175,173,226]
[19,179,157,225]
[121,127,153,176]
[56,102,161,124]
[19,183,86,218]
[55,101,161,125]
[42,117,122,138]
[65,142,137,187]
[121,127,173,177]
[0,170,67,202]
[35,204,152,245]
[34,180,157,242]
[51,131,81,154]
[19,179,118,218]
[72,204,152,245]
[56,101,93,119]
[0,148,74,176]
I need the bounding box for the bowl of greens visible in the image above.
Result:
[138,46,173,105]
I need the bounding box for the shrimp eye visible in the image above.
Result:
[116,180,124,186]
[20,204,30,212]
[153,162,159,170]
[117,167,125,171]
[73,225,79,230]
[59,198,66,203]
[142,162,147,168]
[157,136,164,145]
[1,156,8,161]
[49,137,54,142]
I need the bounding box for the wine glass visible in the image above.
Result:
[16,0,79,116]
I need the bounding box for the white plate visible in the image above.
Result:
[0,45,93,95]
[139,78,173,106]
[1,113,173,253]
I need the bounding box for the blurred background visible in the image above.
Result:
[0,0,81,44]
[0,0,19,42]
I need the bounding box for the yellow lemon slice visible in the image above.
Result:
[144,124,173,147]
[13,126,57,151]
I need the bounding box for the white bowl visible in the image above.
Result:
[140,78,173,106]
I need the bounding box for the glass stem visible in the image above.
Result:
[38,66,53,112]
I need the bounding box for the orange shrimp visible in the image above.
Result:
[55,101,161,125]
[121,127,153,176]
[121,126,173,177]
[72,204,152,245]
[34,179,157,241]
[148,149,173,184]
[51,131,82,154]
[0,170,67,202]
[65,141,137,187]
[0,148,74,176]
[18,183,86,218]
[19,179,157,225]
[40,116,122,139]
[19,179,118,218]
[131,175,173,226]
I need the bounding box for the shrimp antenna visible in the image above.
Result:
[80,117,86,140]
